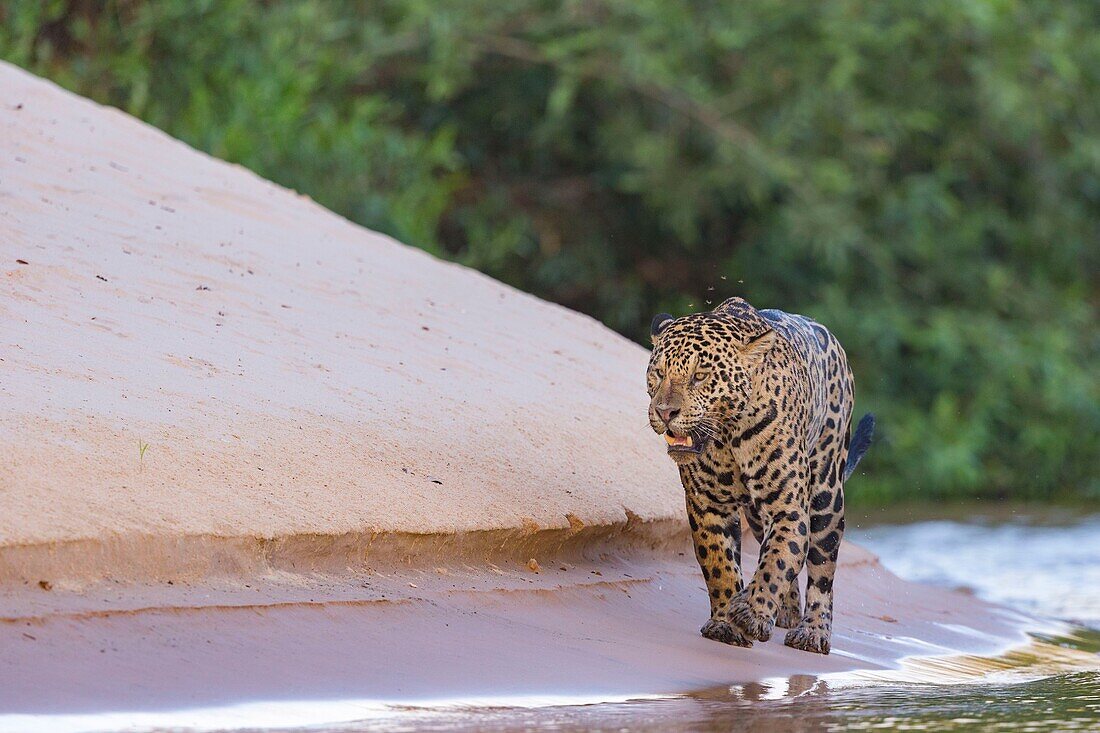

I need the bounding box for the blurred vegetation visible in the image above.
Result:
[2,0,1098,504]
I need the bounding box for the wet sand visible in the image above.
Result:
[0,530,1038,722]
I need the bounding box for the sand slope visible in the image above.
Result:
[0,60,680,555]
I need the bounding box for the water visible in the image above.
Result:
[852,509,1100,629]
[318,667,1100,732]
[310,510,1100,732]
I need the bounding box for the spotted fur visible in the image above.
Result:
[647,297,874,654]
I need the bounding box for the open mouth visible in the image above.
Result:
[663,431,705,455]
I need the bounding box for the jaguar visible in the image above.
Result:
[647,297,874,654]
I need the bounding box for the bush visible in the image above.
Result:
[3,0,1097,503]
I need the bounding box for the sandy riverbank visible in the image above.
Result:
[0,61,1054,729]
[0,532,1041,720]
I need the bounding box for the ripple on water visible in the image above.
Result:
[849,513,1100,629]
[312,671,1100,732]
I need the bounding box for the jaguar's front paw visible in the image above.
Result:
[700,618,753,647]
[784,622,832,655]
[728,590,776,642]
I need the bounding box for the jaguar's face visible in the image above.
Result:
[647,313,773,463]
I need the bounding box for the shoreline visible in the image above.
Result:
[1,633,1093,733]
[3,625,1094,733]
[0,525,1057,726]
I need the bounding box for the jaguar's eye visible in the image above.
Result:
[692,371,709,384]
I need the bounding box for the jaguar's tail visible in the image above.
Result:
[842,413,875,481]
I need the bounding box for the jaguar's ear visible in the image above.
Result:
[650,313,675,344]
[741,328,776,360]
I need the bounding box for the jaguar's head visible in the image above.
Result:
[647,311,775,463]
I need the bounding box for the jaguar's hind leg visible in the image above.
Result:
[785,430,847,654]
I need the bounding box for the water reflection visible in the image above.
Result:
[322,670,1098,732]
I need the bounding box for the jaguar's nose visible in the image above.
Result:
[656,405,680,426]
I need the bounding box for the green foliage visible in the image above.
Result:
[3,0,1097,503]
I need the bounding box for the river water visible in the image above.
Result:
[334,508,1100,732]
[853,507,1100,629]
